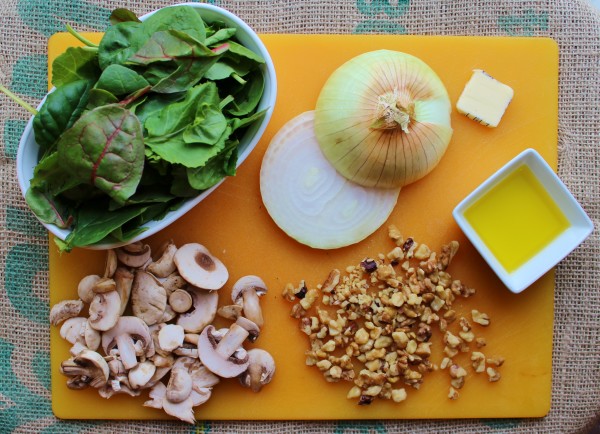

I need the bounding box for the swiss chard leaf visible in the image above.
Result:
[29,151,81,196]
[25,186,73,229]
[95,64,150,96]
[51,46,100,88]
[32,79,92,153]
[128,30,222,93]
[57,104,145,204]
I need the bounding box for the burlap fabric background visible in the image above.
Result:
[1,0,598,432]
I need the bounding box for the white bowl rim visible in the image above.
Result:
[16,2,277,250]
[452,148,594,294]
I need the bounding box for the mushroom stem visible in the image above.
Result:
[242,290,264,327]
[216,324,249,358]
[116,334,138,370]
[247,363,265,393]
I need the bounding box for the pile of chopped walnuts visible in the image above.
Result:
[283,225,504,405]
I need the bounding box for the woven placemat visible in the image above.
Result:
[1,0,598,432]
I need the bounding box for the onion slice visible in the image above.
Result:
[260,111,401,249]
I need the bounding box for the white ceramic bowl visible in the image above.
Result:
[453,148,594,294]
[16,3,277,249]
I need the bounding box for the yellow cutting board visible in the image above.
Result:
[49,33,558,420]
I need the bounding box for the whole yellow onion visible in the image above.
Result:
[314,50,453,189]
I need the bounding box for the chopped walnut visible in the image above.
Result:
[448,386,460,400]
[486,367,501,382]
[285,227,502,405]
[471,351,486,373]
[487,356,505,367]
[472,309,490,326]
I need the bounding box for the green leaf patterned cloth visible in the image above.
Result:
[1,0,599,432]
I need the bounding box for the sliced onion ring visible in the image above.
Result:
[259,111,401,249]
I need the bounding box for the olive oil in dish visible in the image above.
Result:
[463,164,570,273]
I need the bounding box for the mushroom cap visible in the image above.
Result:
[49,299,84,326]
[176,287,218,333]
[147,240,178,278]
[168,289,193,313]
[158,324,185,353]
[231,275,268,305]
[166,367,193,403]
[129,361,157,389]
[116,242,152,268]
[174,243,228,290]
[88,290,122,331]
[60,317,87,344]
[198,325,249,378]
[77,274,101,304]
[239,348,276,392]
[60,349,110,389]
[131,270,167,326]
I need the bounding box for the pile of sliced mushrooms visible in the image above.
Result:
[50,241,275,424]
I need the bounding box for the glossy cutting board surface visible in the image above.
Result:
[49,33,558,420]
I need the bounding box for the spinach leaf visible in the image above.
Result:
[57,104,145,204]
[145,82,216,138]
[141,5,206,42]
[145,133,226,168]
[109,8,141,25]
[32,79,92,153]
[98,21,144,69]
[95,64,149,96]
[134,92,184,125]
[226,69,265,116]
[62,203,149,250]
[182,104,227,145]
[186,139,238,190]
[51,47,100,88]
[204,28,236,46]
[87,88,119,109]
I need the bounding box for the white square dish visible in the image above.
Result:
[453,148,594,293]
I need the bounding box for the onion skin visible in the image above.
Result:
[314,50,453,189]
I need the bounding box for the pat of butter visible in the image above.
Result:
[456,70,514,128]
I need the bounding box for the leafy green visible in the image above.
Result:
[95,64,150,96]
[57,104,145,204]
[23,5,267,250]
[51,47,100,87]
[32,79,92,153]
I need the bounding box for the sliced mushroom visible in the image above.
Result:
[217,304,243,321]
[144,382,198,424]
[99,382,141,399]
[176,287,218,333]
[131,270,167,326]
[101,316,154,370]
[158,324,185,353]
[92,277,117,294]
[88,290,121,331]
[166,367,193,403]
[114,267,134,316]
[60,317,87,344]
[147,240,178,278]
[83,320,101,351]
[231,275,268,328]
[239,349,276,392]
[161,272,187,295]
[174,243,228,290]
[235,317,260,343]
[49,299,84,326]
[198,324,250,378]
[60,349,110,389]
[160,305,177,323]
[104,249,118,278]
[129,361,156,389]
[169,289,193,313]
[116,243,152,268]
[78,275,101,304]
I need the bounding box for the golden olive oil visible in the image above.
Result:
[464,165,569,273]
